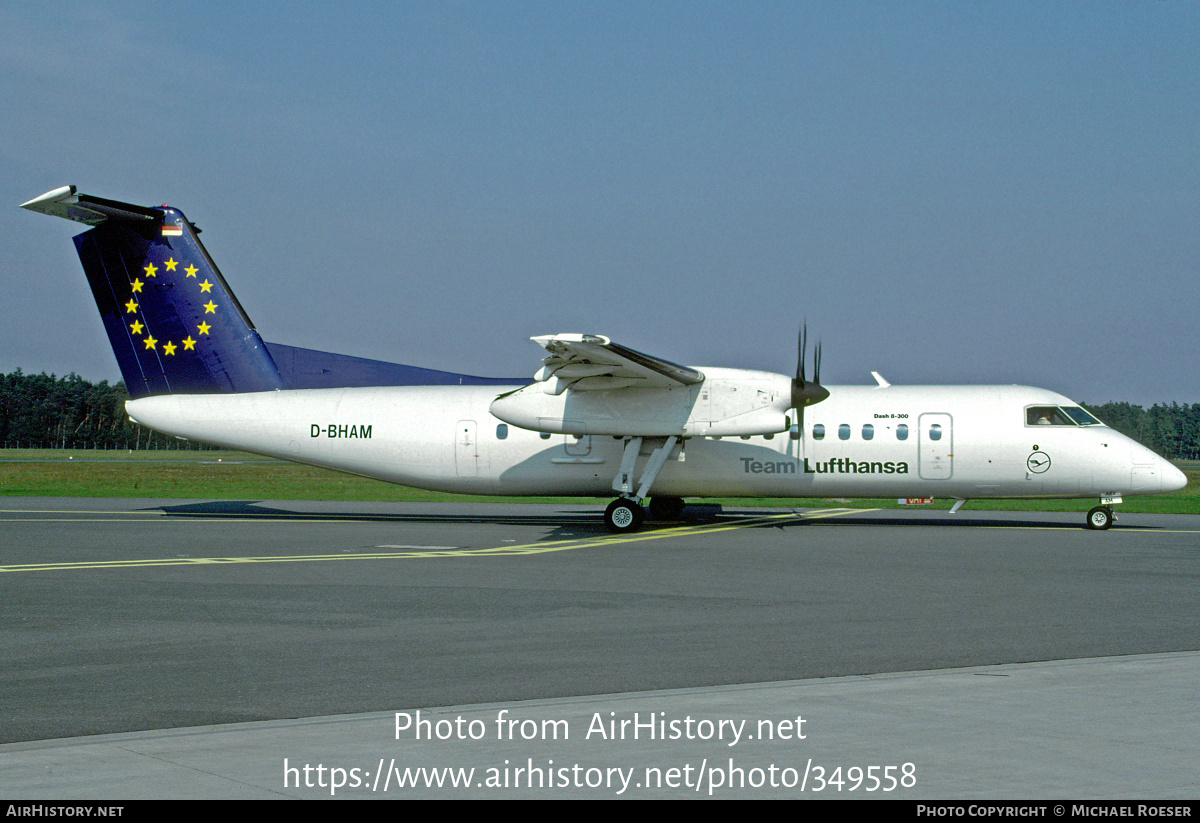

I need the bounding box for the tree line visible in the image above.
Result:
[0,370,213,450]
[1,370,1198,458]
[1081,401,1200,461]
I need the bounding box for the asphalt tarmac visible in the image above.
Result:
[1,498,1197,798]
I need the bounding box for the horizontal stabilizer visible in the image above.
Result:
[21,185,162,226]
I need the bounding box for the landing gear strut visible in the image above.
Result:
[1086,506,1114,530]
[604,435,679,533]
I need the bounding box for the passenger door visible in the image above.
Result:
[918,413,953,479]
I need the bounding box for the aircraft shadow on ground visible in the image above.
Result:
[146,500,726,539]
[148,499,607,528]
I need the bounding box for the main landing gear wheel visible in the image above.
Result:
[605,498,645,533]
[1086,506,1114,530]
[648,496,685,521]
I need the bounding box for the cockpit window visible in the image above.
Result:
[1026,406,1103,427]
[1062,406,1103,426]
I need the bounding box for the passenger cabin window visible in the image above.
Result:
[838,423,851,441]
[812,424,825,440]
[862,424,874,441]
[929,423,943,441]
[896,424,908,441]
[496,424,508,440]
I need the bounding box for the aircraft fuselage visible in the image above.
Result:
[126,381,1179,501]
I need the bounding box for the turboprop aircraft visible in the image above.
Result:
[20,186,1186,532]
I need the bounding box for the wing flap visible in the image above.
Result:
[531,334,704,392]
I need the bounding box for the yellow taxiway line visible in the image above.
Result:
[0,508,869,574]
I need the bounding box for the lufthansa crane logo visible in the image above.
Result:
[1026,452,1051,474]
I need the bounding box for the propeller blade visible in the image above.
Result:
[797,324,807,385]
[790,326,829,412]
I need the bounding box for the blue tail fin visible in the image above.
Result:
[23,186,285,398]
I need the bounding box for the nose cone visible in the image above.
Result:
[1163,460,1188,492]
[1127,442,1188,494]
[1131,455,1189,493]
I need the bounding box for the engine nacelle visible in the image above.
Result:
[489,368,793,437]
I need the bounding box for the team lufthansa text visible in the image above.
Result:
[741,457,909,475]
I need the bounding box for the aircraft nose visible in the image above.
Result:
[1163,459,1188,492]
[1128,445,1187,494]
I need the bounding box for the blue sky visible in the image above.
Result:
[2,2,1197,406]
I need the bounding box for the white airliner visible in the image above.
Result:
[21,186,1186,532]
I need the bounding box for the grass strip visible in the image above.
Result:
[1,450,1195,513]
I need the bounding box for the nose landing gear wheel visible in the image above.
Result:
[1086,506,1114,530]
[605,498,645,533]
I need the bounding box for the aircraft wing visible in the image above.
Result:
[531,334,704,395]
